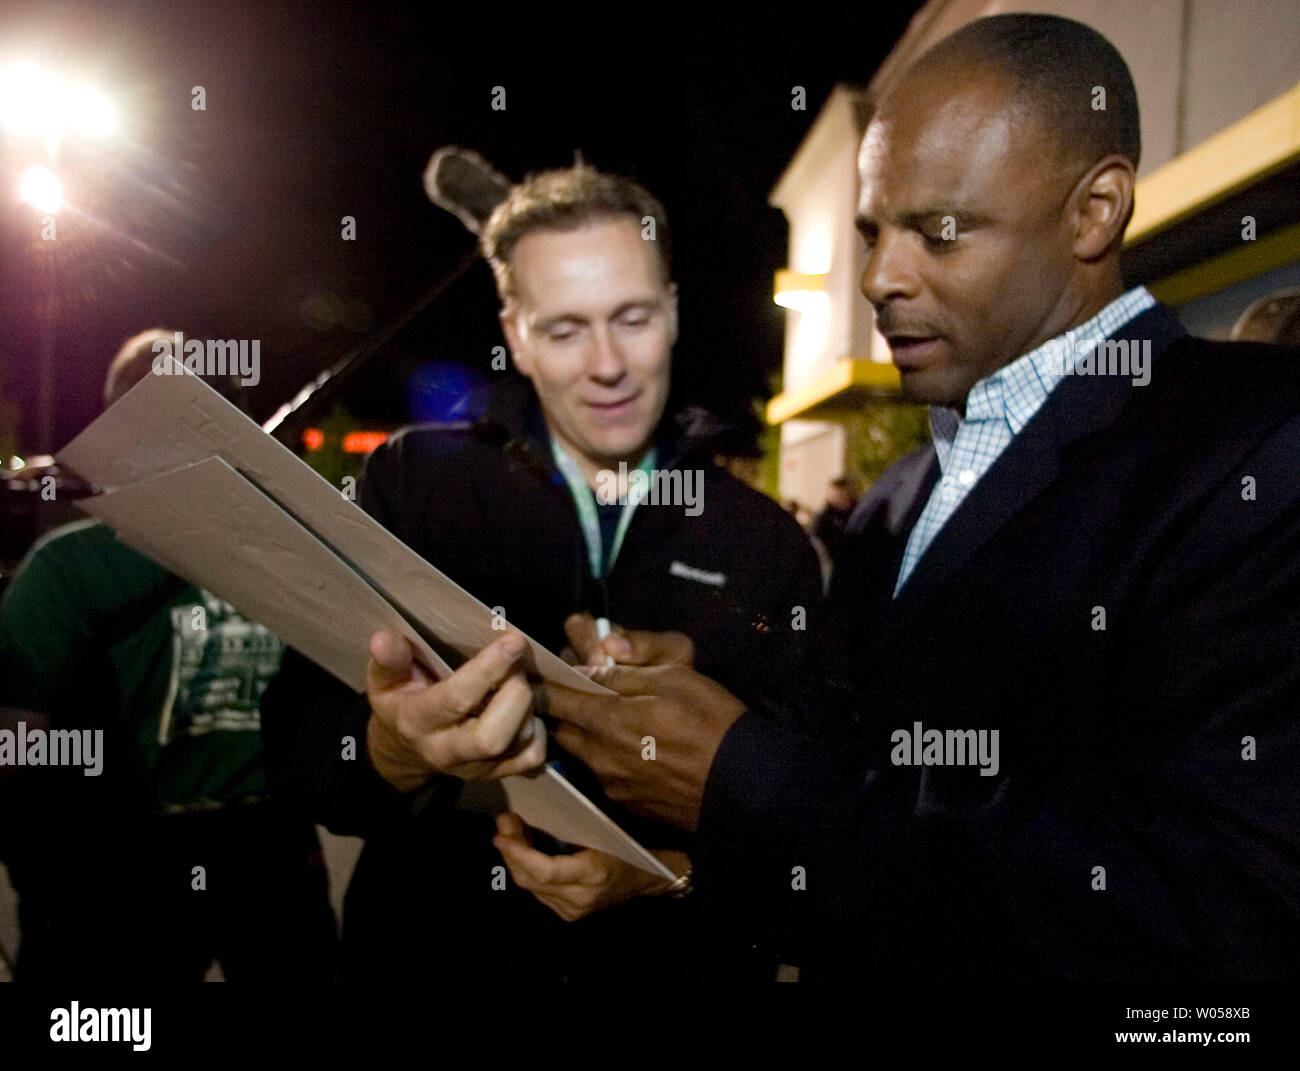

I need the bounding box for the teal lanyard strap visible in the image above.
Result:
[550,439,657,580]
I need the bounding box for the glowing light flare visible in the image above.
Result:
[774,290,829,313]
[773,270,829,312]
[0,62,116,141]
[0,63,58,137]
[66,83,116,138]
[343,431,389,454]
[19,164,63,213]
[301,429,390,454]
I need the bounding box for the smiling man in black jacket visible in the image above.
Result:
[260,164,821,982]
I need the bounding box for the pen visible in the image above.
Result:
[594,616,617,667]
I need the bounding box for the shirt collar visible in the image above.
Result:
[929,286,1157,459]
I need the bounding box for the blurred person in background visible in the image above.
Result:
[0,329,337,983]
[813,476,860,566]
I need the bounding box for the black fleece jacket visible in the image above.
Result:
[260,379,821,981]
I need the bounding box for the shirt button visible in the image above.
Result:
[958,469,977,488]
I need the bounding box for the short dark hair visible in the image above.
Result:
[480,164,672,303]
[921,14,1141,173]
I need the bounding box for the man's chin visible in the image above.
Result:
[581,434,656,469]
[897,368,968,410]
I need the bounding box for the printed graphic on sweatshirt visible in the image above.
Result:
[157,591,283,745]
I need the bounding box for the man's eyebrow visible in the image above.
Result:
[856,208,992,236]
[900,208,991,229]
[533,300,658,332]
[610,299,657,318]
[534,312,587,332]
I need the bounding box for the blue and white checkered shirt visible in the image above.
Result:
[894,286,1156,595]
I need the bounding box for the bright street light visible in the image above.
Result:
[19,164,63,213]
[66,82,117,138]
[0,62,116,142]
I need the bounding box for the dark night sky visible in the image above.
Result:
[0,0,919,455]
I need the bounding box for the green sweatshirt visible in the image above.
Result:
[0,519,281,811]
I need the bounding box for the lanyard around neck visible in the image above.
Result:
[550,438,658,579]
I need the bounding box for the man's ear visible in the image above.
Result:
[500,306,534,377]
[1071,155,1135,261]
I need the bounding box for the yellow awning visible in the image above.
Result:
[765,358,901,424]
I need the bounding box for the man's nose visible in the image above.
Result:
[860,229,919,308]
[587,326,627,383]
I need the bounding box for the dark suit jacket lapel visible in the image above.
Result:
[826,445,940,666]
[871,303,1189,655]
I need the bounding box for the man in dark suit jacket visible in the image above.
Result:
[541,14,1300,980]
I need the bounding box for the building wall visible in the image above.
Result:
[776,89,872,387]
[1182,0,1300,151]
[775,89,866,509]
[778,420,845,514]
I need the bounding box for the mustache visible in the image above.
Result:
[876,310,942,338]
